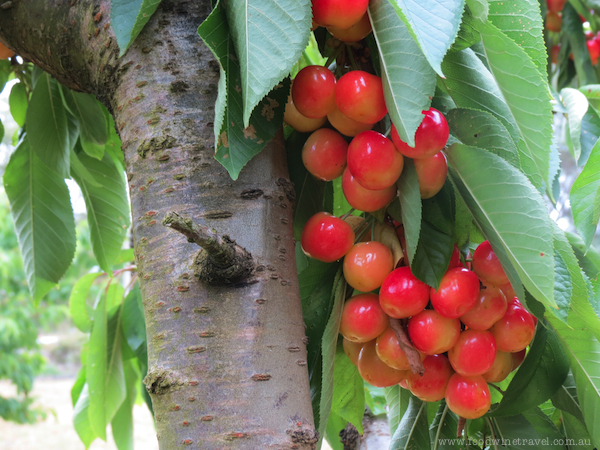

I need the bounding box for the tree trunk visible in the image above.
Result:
[0,1,317,448]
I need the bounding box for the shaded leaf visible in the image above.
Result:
[111,0,162,56]
[562,3,597,86]
[111,359,137,450]
[9,82,28,127]
[384,385,413,436]
[331,341,364,434]
[397,159,421,265]
[73,384,97,448]
[69,272,103,333]
[64,91,108,160]
[390,396,430,450]
[552,372,585,425]
[429,401,460,450]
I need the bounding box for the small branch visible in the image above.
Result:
[457,416,466,438]
[389,318,424,375]
[163,211,254,285]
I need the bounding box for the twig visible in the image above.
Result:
[389,318,424,375]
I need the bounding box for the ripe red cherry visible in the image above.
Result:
[335,71,387,124]
[445,374,491,419]
[341,168,397,212]
[292,66,336,119]
[343,338,365,366]
[430,267,480,319]
[448,245,463,270]
[347,131,404,190]
[284,95,327,132]
[448,330,497,376]
[376,326,416,371]
[301,212,355,262]
[588,39,600,65]
[301,128,348,181]
[490,302,536,352]
[339,293,389,343]
[358,340,408,388]
[343,241,394,292]
[379,266,430,319]
[459,285,507,331]
[545,11,562,32]
[327,106,373,137]
[391,108,449,159]
[546,0,567,12]
[407,354,454,402]
[472,240,509,286]
[312,0,369,30]
[482,350,513,383]
[413,151,448,199]
[328,13,372,42]
[408,309,461,355]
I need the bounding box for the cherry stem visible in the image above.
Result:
[389,318,425,375]
[324,44,344,69]
[340,208,356,220]
[457,416,467,438]
[346,44,359,71]
[354,216,374,243]
[487,418,500,450]
[488,383,505,395]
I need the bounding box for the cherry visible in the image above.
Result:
[339,293,389,343]
[391,108,449,159]
[588,38,600,65]
[328,13,372,42]
[312,0,369,30]
[459,285,507,331]
[343,338,365,366]
[301,212,355,262]
[408,309,461,355]
[343,241,394,292]
[376,326,416,371]
[358,340,408,387]
[445,374,491,419]
[472,240,509,286]
[489,302,536,352]
[430,267,480,319]
[341,167,397,213]
[482,350,513,383]
[335,71,387,124]
[546,0,567,12]
[545,11,562,32]
[448,329,497,376]
[511,349,527,370]
[407,354,454,402]
[301,128,348,181]
[292,66,336,119]
[327,106,373,137]
[283,95,327,132]
[347,131,404,190]
[379,266,430,319]
[413,151,448,199]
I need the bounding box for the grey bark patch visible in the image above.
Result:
[137,135,177,158]
[241,189,264,199]
[144,368,184,395]
[170,80,189,93]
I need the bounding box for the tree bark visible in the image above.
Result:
[0,1,317,448]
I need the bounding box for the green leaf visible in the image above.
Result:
[110,0,162,56]
[487,0,546,74]
[552,250,571,324]
[121,285,146,357]
[64,91,108,160]
[225,0,310,126]
[324,411,346,450]
[9,82,28,127]
[198,2,290,179]
[447,144,555,309]
[570,139,600,252]
[441,48,519,144]
[478,20,553,188]
[466,0,488,22]
[397,159,421,265]
[111,359,137,450]
[71,366,87,406]
[318,269,346,442]
[369,0,436,147]
[3,138,76,302]
[489,324,569,417]
[562,3,597,86]
[562,88,589,162]
[390,396,430,450]
[451,7,481,52]
[578,101,600,166]
[72,153,130,275]
[429,401,460,450]
[69,272,103,333]
[387,0,465,78]
[87,295,126,440]
[70,148,102,188]
[26,73,70,178]
[580,84,600,117]
[552,372,585,425]
[562,411,594,450]
[384,386,412,436]
[565,231,600,281]
[73,384,97,448]
[331,341,364,434]
[490,410,566,450]
[548,313,600,449]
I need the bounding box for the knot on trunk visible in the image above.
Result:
[163,211,254,285]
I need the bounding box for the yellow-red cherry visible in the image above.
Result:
[341,167,397,213]
[335,71,387,124]
[445,374,491,419]
[430,267,480,319]
[472,240,509,286]
[413,151,448,199]
[391,108,449,159]
[408,309,461,355]
[300,212,355,262]
[339,293,389,343]
[311,0,369,30]
[448,329,497,376]
[358,340,408,387]
[343,241,394,292]
[407,354,454,402]
[301,128,348,181]
[292,65,336,119]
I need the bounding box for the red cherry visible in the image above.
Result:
[283,95,327,132]
[482,350,513,383]
[312,0,369,30]
[379,266,430,319]
[328,13,372,42]
[292,66,336,119]
[301,212,355,262]
[407,354,454,402]
[472,240,509,286]
[343,241,394,292]
[546,0,567,13]
[459,285,508,331]
[448,245,463,270]
[445,374,491,419]
[339,293,389,343]
[343,338,365,366]
[376,326,417,371]
[301,128,348,181]
[347,130,404,190]
[448,330,497,376]
[341,167,397,213]
[327,106,373,137]
[430,267,480,319]
[391,108,449,159]
[588,39,600,65]
[358,340,408,387]
[489,302,536,352]
[545,11,562,33]
[335,71,387,124]
[408,309,461,355]
[413,151,448,199]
